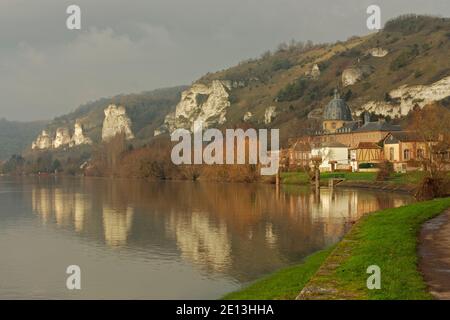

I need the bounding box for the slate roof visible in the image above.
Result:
[353,121,401,133]
[323,90,353,121]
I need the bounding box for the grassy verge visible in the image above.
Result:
[223,198,450,300]
[299,197,450,300]
[222,246,335,300]
[280,171,424,186]
[279,171,310,185]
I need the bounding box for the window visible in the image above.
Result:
[417,149,424,159]
[403,149,410,161]
[331,122,336,129]
[389,147,394,161]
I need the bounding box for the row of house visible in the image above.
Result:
[282,90,442,173]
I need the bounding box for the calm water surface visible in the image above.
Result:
[0,176,413,299]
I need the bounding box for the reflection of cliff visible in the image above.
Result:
[32,187,52,223]
[102,206,134,247]
[30,180,136,247]
[28,177,413,282]
[166,211,231,272]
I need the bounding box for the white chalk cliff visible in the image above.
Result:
[71,122,92,147]
[356,75,450,118]
[264,106,277,125]
[243,111,253,122]
[368,47,388,57]
[32,122,93,150]
[155,80,231,135]
[305,64,320,79]
[53,127,71,149]
[32,130,53,150]
[101,104,134,141]
[342,65,373,87]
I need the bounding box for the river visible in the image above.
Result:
[0,176,413,299]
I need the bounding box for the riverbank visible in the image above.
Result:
[223,197,450,300]
[280,171,425,194]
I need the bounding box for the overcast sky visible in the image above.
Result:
[0,0,449,121]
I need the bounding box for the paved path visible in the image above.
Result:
[419,209,450,300]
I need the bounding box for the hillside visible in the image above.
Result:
[26,14,450,153]
[34,85,188,147]
[188,14,450,145]
[0,119,47,160]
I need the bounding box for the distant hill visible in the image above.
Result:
[39,85,188,145]
[25,14,450,153]
[0,118,47,160]
[194,14,450,144]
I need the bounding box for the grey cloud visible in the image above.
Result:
[0,0,449,120]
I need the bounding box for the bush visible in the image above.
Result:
[390,45,420,71]
[276,78,310,102]
[271,59,293,72]
[376,161,393,181]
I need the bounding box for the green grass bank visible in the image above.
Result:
[280,171,425,186]
[223,197,450,300]
[222,247,335,300]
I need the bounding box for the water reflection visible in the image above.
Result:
[26,177,412,284]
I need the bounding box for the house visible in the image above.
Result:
[383,132,429,172]
[285,141,311,170]
[316,91,401,148]
[349,142,383,172]
[311,142,350,172]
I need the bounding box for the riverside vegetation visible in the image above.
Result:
[224,198,450,300]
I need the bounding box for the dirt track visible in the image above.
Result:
[419,209,450,300]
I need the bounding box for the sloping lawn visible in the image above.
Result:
[222,247,334,300]
[223,198,450,300]
[300,197,450,300]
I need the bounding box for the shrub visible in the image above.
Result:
[276,78,310,102]
[376,161,393,181]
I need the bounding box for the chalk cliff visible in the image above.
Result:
[342,65,373,87]
[53,127,71,149]
[101,104,134,141]
[155,80,231,134]
[356,75,450,118]
[32,130,53,150]
[264,106,277,124]
[71,122,92,146]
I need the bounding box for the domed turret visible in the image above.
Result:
[323,89,352,121]
[322,89,353,133]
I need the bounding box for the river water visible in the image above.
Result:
[0,176,413,299]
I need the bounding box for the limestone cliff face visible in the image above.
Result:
[71,122,92,147]
[101,104,134,141]
[305,64,320,79]
[155,80,231,135]
[356,75,450,118]
[32,130,53,150]
[31,121,93,150]
[53,127,71,149]
[243,111,253,122]
[264,106,277,124]
[342,65,373,87]
[367,47,388,57]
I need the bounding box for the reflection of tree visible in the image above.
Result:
[28,177,413,282]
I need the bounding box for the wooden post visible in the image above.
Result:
[315,166,320,194]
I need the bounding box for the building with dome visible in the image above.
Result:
[322,89,355,133]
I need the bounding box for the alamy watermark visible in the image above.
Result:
[66,265,81,290]
[366,265,381,290]
[66,5,81,30]
[170,121,279,175]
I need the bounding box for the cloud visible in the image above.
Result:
[0,0,449,120]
